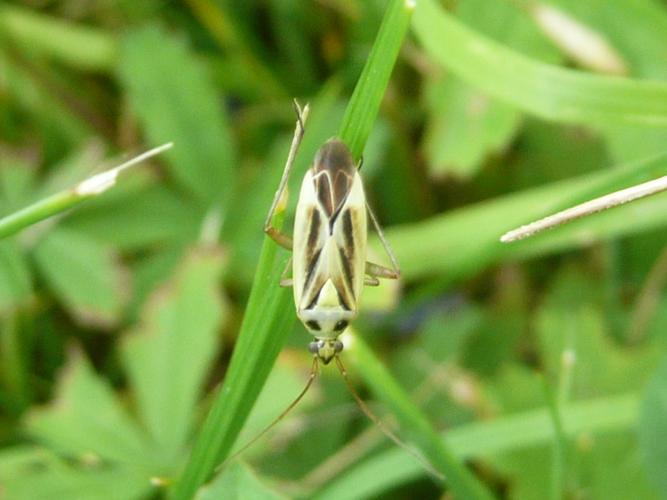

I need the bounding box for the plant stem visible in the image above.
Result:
[0,143,172,241]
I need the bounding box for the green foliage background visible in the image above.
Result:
[2,0,667,498]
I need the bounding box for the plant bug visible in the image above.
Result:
[264,101,400,364]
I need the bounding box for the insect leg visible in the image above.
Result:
[264,100,311,250]
[280,257,293,287]
[364,276,380,286]
[366,201,401,279]
[366,261,399,280]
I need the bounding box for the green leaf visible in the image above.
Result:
[422,0,561,178]
[412,0,667,126]
[118,25,236,204]
[0,445,60,478]
[195,462,284,500]
[639,358,667,495]
[536,267,661,398]
[121,247,227,458]
[26,351,154,466]
[7,466,151,500]
[423,76,520,179]
[33,227,128,328]
[0,449,152,500]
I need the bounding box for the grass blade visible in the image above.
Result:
[0,144,172,241]
[412,0,667,125]
[338,0,415,157]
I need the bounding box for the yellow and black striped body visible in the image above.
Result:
[292,139,367,362]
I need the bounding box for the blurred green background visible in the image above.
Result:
[2,0,667,498]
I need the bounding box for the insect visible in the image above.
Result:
[263,101,400,365]
[223,102,442,480]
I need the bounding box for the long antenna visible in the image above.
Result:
[334,356,445,481]
[219,356,319,470]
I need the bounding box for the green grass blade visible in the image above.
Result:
[338,0,415,158]
[0,4,116,72]
[412,0,667,125]
[0,144,172,241]
[345,334,494,500]
[315,392,638,499]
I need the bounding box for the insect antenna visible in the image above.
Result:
[218,356,319,470]
[333,356,445,481]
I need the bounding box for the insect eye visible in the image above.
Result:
[334,341,344,353]
[334,320,348,332]
[306,320,321,331]
[308,342,319,354]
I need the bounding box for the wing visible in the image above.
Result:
[292,169,329,312]
[330,170,367,308]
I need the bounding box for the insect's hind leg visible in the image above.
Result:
[364,276,380,286]
[280,257,293,287]
[264,100,310,250]
[366,201,401,279]
[366,261,399,280]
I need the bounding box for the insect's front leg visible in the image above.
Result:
[263,100,310,251]
[264,226,293,250]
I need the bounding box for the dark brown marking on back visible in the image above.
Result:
[342,210,354,250]
[336,288,351,311]
[305,286,323,310]
[312,139,356,218]
[338,246,354,294]
[307,209,321,250]
[304,248,322,292]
